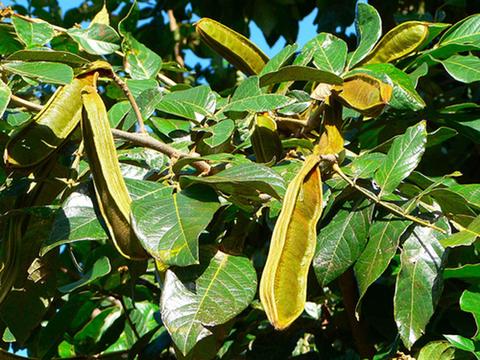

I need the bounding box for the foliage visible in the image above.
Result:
[0,1,479,359]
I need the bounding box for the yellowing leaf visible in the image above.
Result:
[316,100,345,155]
[81,85,147,260]
[332,73,392,117]
[196,18,269,75]
[362,21,430,64]
[251,113,283,163]
[91,4,110,26]
[260,155,323,330]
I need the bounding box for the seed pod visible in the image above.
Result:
[362,21,430,64]
[4,75,94,168]
[196,18,269,75]
[316,99,345,156]
[332,73,392,117]
[260,155,323,329]
[251,113,283,163]
[81,85,147,260]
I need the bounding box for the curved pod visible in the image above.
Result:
[260,155,323,329]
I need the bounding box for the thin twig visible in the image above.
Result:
[158,72,177,87]
[119,296,141,340]
[111,129,211,174]
[331,163,447,234]
[110,72,146,133]
[9,95,211,174]
[10,94,43,111]
[274,116,307,126]
[167,9,185,69]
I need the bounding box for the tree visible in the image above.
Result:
[0,0,479,359]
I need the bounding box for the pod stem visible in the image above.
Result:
[330,162,447,234]
[110,72,146,134]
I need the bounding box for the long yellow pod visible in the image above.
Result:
[4,75,95,168]
[260,155,323,330]
[81,85,147,260]
[362,21,430,64]
[196,18,269,75]
[332,73,392,117]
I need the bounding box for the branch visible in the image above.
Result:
[110,72,146,133]
[9,95,211,175]
[167,9,185,69]
[330,162,447,234]
[111,129,211,174]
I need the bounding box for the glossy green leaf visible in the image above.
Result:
[439,55,480,83]
[374,121,427,197]
[180,162,286,200]
[108,101,130,128]
[444,264,480,279]
[223,76,293,113]
[259,65,343,87]
[3,61,73,85]
[426,127,458,147]
[418,341,455,360]
[439,14,480,46]
[394,223,448,349]
[156,85,215,122]
[444,335,476,352]
[161,251,257,355]
[259,44,297,76]
[131,182,220,266]
[58,256,111,293]
[347,3,382,69]
[440,216,480,248]
[123,33,162,80]
[305,33,347,75]
[0,25,23,56]
[352,63,426,111]
[363,21,429,64]
[354,215,411,312]
[7,49,89,65]
[313,199,373,287]
[41,190,108,256]
[449,184,480,208]
[202,119,235,148]
[460,290,480,338]
[0,79,11,118]
[68,23,120,55]
[12,16,54,48]
[343,152,386,180]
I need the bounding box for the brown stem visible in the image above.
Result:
[167,9,185,69]
[338,269,376,358]
[10,94,43,111]
[110,72,146,133]
[111,129,210,174]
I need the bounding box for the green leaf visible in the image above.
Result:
[0,25,23,56]
[439,55,480,83]
[374,121,427,197]
[440,216,480,248]
[131,182,220,266]
[123,88,162,130]
[223,76,293,113]
[306,33,348,75]
[259,44,297,76]
[3,61,74,85]
[259,65,343,87]
[156,85,215,122]
[347,3,382,69]
[418,341,455,360]
[108,101,130,128]
[444,264,480,279]
[7,49,89,65]
[460,290,480,339]
[41,190,108,256]
[343,152,386,180]
[202,119,235,148]
[351,63,425,111]
[394,223,448,349]
[160,250,257,355]
[12,16,54,48]
[449,183,480,208]
[180,162,286,200]
[354,215,411,312]
[439,14,480,46]
[58,256,111,293]
[409,62,429,87]
[444,335,476,352]
[0,79,11,118]
[313,199,373,287]
[67,23,120,55]
[123,33,162,80]
[427,127,458,147]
